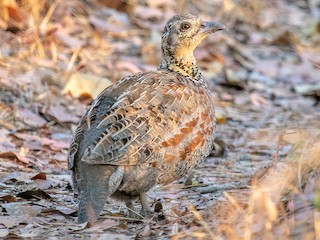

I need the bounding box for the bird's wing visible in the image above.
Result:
[68,71,215,170]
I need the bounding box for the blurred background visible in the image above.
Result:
[0,0,320,239]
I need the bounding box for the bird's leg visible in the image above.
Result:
[139,192,151,217]
[125,200,140,219]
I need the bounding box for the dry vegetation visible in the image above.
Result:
[0,0,320,239]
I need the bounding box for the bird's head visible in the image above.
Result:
[160,14,226,61]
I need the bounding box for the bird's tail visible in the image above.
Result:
[77,164,124,224]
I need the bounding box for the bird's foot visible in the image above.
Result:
[139,209,152,219]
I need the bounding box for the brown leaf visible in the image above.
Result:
[93,0,129,12]
[154,201,163,212]
[17,189,51,200]
[0,129,15,152]
[40,207,77,219]
[31,172,47,180]
[1,202,42,217]
[33,179,54,190]
[16,108,47,128]
[55,206,76,215]
[85,219,118,232]
[139,224,151,238]
[62,73,113,99]
[0,151,30,164]
[7,6,26,22]
[0,216,24,228]
[0,195,17,203]
[41,137,69,151]
[46,105,80,124]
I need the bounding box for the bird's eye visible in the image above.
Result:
[180,22,191,31]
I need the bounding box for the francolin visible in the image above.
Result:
[68,13,226,224]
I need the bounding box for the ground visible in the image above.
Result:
[0,0,320,239]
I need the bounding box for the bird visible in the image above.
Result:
[68,13,226,224]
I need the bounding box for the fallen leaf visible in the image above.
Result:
[7,6,26,22]
[0,216,23,228]
[12,133,41,151]
[53,152,67,161]
[171,222,179,235]
[46,105,80,124]
[154,201,163,212]
[17,224,42,238]
[67,222,88,231]
[55,206,75,215]
[33,179,56,190]
[17,189,51,200]
[16,108,47,128]
[293,83,320,95]
[216,112,227,124]
[55,31,85,49]
[139,224,151,238]
[0,172,20,183]
[62,72,113,99]
[40,206,76,217]
[1,202,42,217]
[97,233,130,240]
[0,195,17,203]
[85,219,118,232]
[0,151,30,164]
[41,137,69,151]
[0,228,9,238]
[31,172,47,180]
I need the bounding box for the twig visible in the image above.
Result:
[194,180,248,194]
[101,215,146,222]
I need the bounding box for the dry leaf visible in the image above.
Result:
[46,105,80,124]
[0,216,23,228]
[41,137,69,151]
[0,195,17,203]
[0,151,30,164]
[1,202,42,217]
[85,219,118,232]
[62,73,113,99]
[55,31,85,49]
[16,108,47,128]
[30,172,47,180]
[0,228,9,238]
[17,189,51,200]
[7,6,26,22]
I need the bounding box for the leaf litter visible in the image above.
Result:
[0,0,320,239]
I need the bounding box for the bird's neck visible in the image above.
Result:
[158,52,203,83]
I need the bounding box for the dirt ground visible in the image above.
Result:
[0,0,320,239]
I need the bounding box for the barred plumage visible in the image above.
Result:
[68,13,226,224]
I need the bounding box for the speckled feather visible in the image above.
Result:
[68,13,225,224]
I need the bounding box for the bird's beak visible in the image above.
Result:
[199,21,228,35]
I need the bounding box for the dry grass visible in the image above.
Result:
[192,129,320,240]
